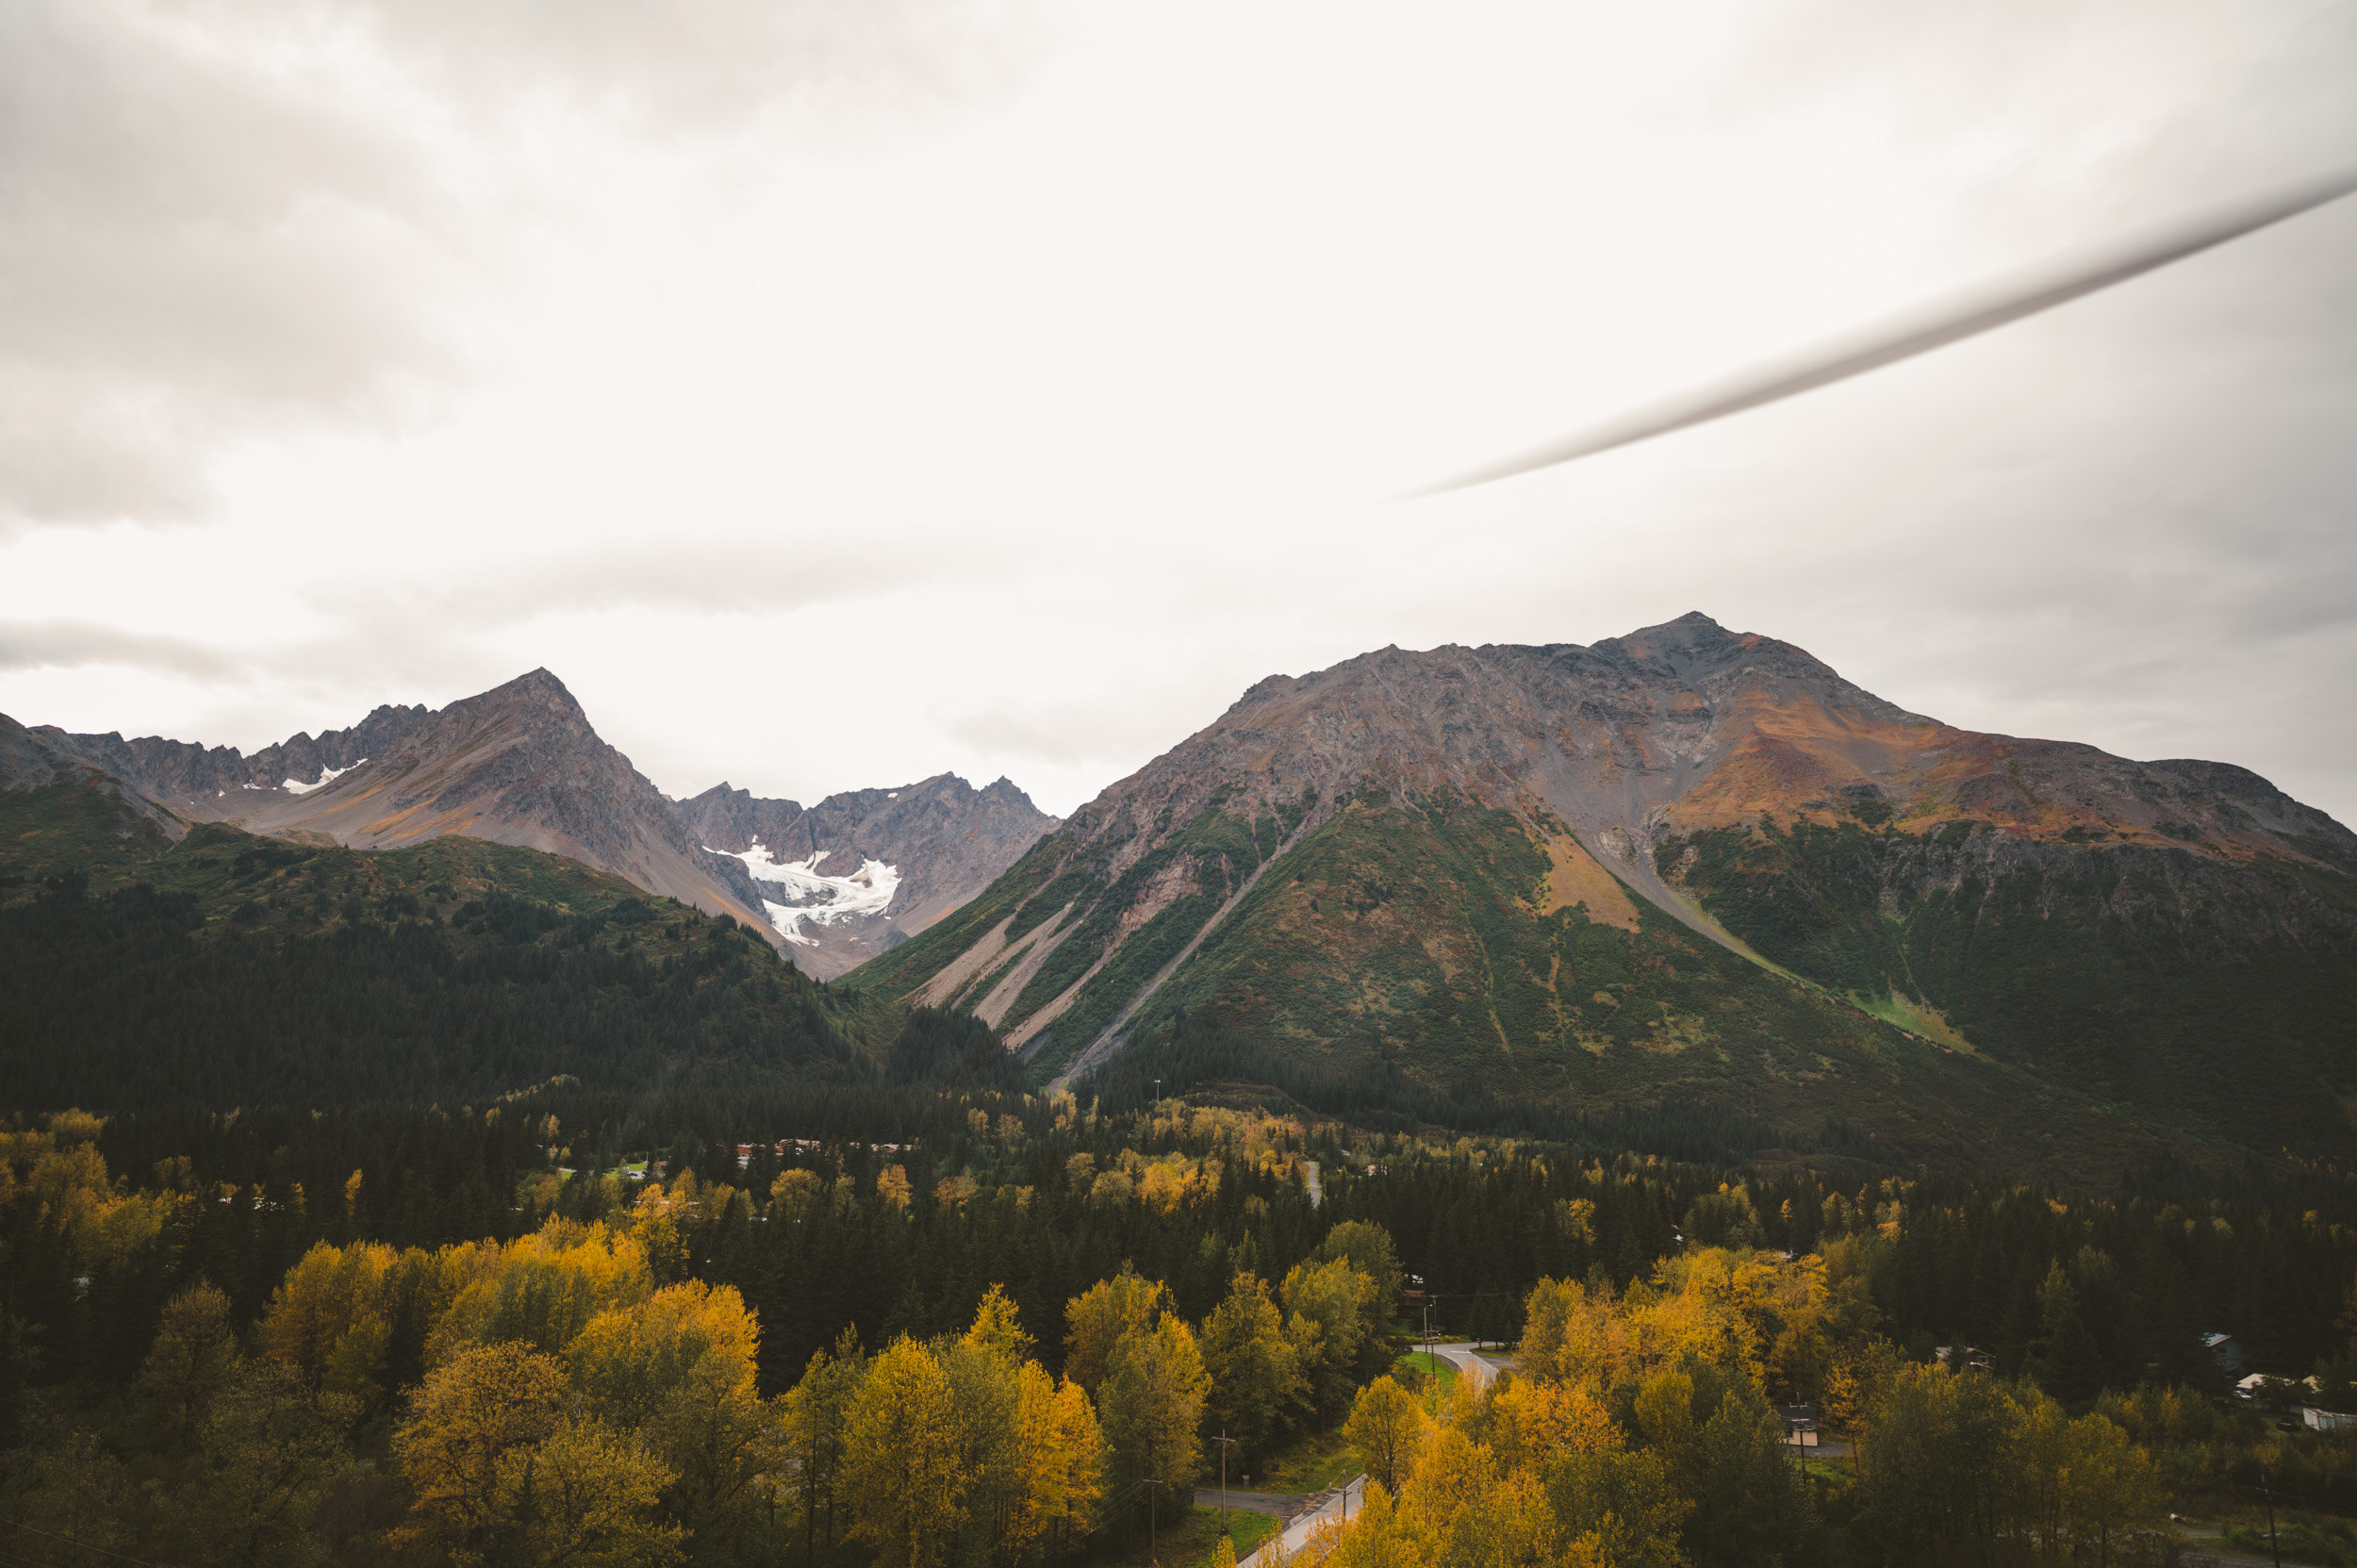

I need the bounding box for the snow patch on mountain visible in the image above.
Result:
[284,760,363,795]
[708,840,901,945]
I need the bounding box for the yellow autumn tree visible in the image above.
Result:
[137,1279,240,1441]
[964,1282,1037,1362]
[391,1342,571,1557]
[1281,1257,1376,1421]
[427,1219,652,1366]
[1063,1269,1171,1394]
[840,1337,968,1568]
[769,1167,824,1219]
[257,1240,400,1385]
[1098,1314,1209,1520]
[1200,1271,1310,1467]
[1485,1375,1617,1475]
[491,1419,684,1567]
[1342,1376,1428,1494]
[1519,1277,1634,1394]
[1006,1362,1106,1561]
[569,1279,778,1553]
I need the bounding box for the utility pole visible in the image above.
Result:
[1424,1301,1439,1414]
[1146,1475,1160,1566]
[1213,1430,1239,1536]
[2261,1468,2283,1568]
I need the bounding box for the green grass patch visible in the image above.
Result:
[1852,988,1975,1053]
[1247,1428,1360,1497]
[2227,1520,2353,1567]
[1393,1350,1459,1400]
[1076,1503,1277,1568]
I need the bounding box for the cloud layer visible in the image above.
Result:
[3,0,2354,827]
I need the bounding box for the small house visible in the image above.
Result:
[2301,1407,2357,1434]
[2204,1333,2249,1376]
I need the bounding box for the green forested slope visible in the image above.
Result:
[1655,817,2357,1153]
[0,781,929,1108]
[1100,791,2176,1176]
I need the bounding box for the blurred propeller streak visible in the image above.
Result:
[1414,163,2357,496]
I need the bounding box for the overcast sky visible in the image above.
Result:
[5,0,2354,822]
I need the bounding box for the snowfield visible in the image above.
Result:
[707,841,901,946]
[284,761,363,794]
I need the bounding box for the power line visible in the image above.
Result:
[7,1522,173,1568]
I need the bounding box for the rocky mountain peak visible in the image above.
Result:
[678,771,1061,979]
[853,614,2357,1135]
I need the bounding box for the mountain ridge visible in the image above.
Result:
[848,612,2357,1164]
[28,671,1062,973]
[675,772,1060,979]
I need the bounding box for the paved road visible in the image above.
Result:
[1429,1342,1507,1388]
[1238,1475,1365,1568]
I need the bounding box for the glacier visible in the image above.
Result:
[706,840,901,946]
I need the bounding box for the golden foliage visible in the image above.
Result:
[840,1337,968,1568]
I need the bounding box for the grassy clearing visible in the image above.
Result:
[1393,1350,1460,1401]
[1248,1428,1360,1497]
[1078,1503,1279,1568]
[1853,988,1976,1053]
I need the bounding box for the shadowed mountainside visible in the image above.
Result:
[38,671,781,936]
[849,613,2357,1167]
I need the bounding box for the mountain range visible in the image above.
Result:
[854,612,2357,1166]
[6,612,2351,1171]
[12,669,1058,977]
[678,774,1063,979]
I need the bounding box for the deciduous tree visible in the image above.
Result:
[1199,1271,1308,1465]
[391,1341,569,1558]
[1343,1375,1427,1494]
[840,1337,967,1568]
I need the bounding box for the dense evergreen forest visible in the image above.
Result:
[5,1090,2355,1564]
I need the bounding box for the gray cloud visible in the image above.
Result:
[300,540,977,636]
[0,619,246,679]
[0,0,1041,534]
[0,1,455,529]
[326,0,1043,125]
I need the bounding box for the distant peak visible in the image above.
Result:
[1669,611,1722,628]
[474,668,584,711]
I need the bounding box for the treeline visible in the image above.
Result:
[1317,1254,2184,1567]
[1080,1007,1886,1165]
[11,1090,2353,1423]
[0,1099,1409,1566]
[1319,1142,2357,1392]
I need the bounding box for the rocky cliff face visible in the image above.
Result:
[854,613,2357,1161]
[676,773,1060,980]
[42,703,435,806]
[41,671,781,936]
[2,711,187,841]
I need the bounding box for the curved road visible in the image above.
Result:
[1237,1344,1505,1566]
[1428,1341,1506,1388]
